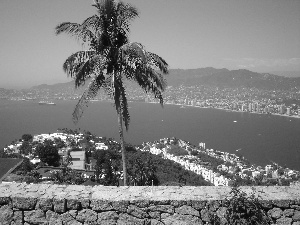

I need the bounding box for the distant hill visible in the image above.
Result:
[271,71,300,78]
[31,81,76,90]
[166,68,300,90]
[28,68,300,91]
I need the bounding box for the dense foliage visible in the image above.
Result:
[127,150,159,186]
[210,187,270,225]
[93,149,121,186]
[35,139,60,167]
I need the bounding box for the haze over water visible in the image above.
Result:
[1,100,300,171]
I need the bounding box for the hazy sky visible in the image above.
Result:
[1,0,300,89]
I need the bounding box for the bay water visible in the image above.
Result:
[1,99,300,171]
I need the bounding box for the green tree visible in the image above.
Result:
[55,0,168,185]
[19,141,32,155]
[36,140,60,167]
[127,150,159,186]
[22,134,33,142]
[93,149,121,185]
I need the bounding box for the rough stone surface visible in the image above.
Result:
[0,205,13,224]
[24,209,46,224]
[127,205,149,218]
[269,208,283,219]
[148,205,174,214]
[12,197,37,210]
[1,184,300,225]
[76,209,98,223]
[175,205,200,217]
[117,213,145,225]
[200,208,211,222]
[13,210,23,224]
[162,213,203,225]
[67,198,81,210]
[276,217,293,225]
[293,211,300,221]
[98,211,119,224]
[284,209,295,217]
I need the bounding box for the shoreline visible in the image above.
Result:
[162,102,300,120]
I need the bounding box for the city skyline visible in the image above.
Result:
[1,0,300,89]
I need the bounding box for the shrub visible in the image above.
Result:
[211,187,270,224]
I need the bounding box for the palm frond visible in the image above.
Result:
[147,52,169,74]
[121,54,167,106]
[74,54,106,88]
[120,42,147,63]
[62,51,96,84]
[55,22,95,45]
[72,74,105,123]
[116,1,139,34]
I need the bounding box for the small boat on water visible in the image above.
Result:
[38,101,56,105]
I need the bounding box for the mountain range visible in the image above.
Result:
[13,68,300,91]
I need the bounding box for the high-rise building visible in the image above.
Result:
[248,103,252,112]
[286,107,291,116]
[279,105,285,114]
[256,104,260,113]
[242,104,247,111]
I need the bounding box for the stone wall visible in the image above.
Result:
[0,183,300,224]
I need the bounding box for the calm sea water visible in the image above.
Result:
[1,99,300,170]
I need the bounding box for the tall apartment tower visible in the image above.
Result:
[248,103,252,112]
[286,107,291,116]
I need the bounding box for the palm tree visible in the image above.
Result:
[55,0,168,185]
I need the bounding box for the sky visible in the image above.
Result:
[0,0,300,89]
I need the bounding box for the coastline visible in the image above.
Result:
[161,102,300,120]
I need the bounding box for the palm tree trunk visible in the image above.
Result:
[117,110,127,186]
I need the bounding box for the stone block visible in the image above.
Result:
[268,208,283,219]
[111,200,129,212]
[127,205,149,219]
[175,205,200,217]
[24,209,46,224]
[53,198,66,213]
[273,200,291,208]
[200,208,211,222]
[148,205,174,214]
[12,197,37,210]
[80,198,90,208]
[161,213,203,225]
[46,210,61,222]
[0,205,13,224]
[148,211,161,220]
[36,197,53,211]
[76,209,98,223]
[91,200,113,211]
[284,209,295,217]
[13,210,23,224]
[293,210,300,221]
[117,213,145,225]
[190,200,207,210]
[60,210,78,224]
[97,211,119,224]
[276,217,293,225]
[170,200,187,207]
[130,200,149,208]
[67,198,81,210]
